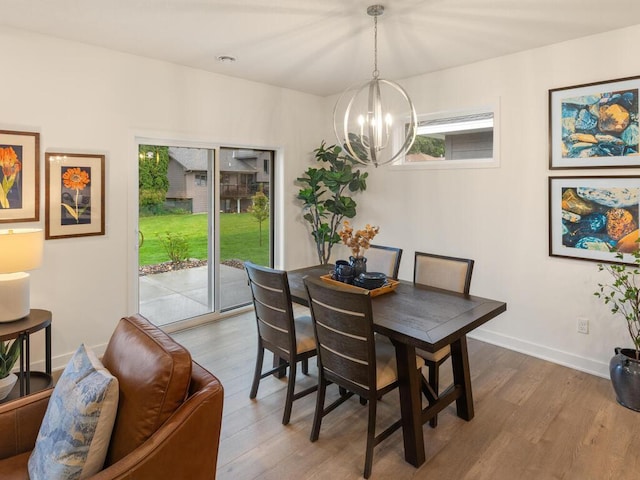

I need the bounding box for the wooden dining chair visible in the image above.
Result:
[364,244,403,279]
[303,276,424,479]
[245,261,318,425]
[413,251,474,427]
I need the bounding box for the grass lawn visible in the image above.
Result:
[138,212,270,266]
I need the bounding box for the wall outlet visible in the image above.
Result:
[577,317,589,334]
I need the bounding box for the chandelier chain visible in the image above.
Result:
[372,14,379,78]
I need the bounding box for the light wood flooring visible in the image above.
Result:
[172,310,640,480]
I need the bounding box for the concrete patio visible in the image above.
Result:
[139,264,252,327]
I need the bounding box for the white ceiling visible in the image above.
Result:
[2,0,640,97]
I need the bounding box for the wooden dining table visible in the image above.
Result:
[287,265,507,468]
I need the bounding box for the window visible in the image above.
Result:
[392,103,499,169]
[195,173,207,186]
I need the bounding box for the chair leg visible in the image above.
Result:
[302,358,309,375]
[363,397,377,479]
[282,360,297,425]
[310,375,327,442]
[428,362,440,428]
[249,345,264,399]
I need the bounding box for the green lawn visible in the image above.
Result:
[138,213,270,266]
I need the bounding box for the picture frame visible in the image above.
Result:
[0,129,40,223]
[549,76,640,169]
[549,176,640,264]
[45,152,105,239]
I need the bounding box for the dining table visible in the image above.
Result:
[286,265,507,468]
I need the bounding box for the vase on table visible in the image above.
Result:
[349,256,367,277]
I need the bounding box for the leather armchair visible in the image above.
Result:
[0,314,224,479]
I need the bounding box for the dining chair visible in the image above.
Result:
[413,251,474,427]
[303,276,424,479]
[244,261,318,425]
[364,244,403,279]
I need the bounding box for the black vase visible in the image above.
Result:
[609,347,640,411]
[349,256,367,277]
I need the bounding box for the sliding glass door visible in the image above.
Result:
[137,142,273,327]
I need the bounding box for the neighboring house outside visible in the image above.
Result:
[166,147,271,214]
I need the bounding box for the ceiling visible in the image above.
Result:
[2,0,640,97]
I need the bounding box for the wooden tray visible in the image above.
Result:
[320,274,399,297]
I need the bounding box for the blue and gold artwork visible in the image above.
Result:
[562,187,640,253]
[561,89,639,158]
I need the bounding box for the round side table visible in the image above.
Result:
[0,309,52,402]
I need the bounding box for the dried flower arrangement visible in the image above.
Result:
[339,221,379,258]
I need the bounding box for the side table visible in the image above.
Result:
[0,309,52,401]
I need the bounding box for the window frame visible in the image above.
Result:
[391,101,500,170]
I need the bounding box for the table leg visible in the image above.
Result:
[45,325,52,375]
[25,333,31,395]
[18,334,25,397]
[272,354,287,379]
[393,341,426,467]
[450,335,474,421]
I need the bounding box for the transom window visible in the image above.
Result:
[392,103,500,169]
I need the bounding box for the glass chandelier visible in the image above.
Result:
[333,4,417,167]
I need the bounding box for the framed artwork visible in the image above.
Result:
[45,152,105,239]
[549,176,640,264]
[549,76,640,169]
[0,129,40,223]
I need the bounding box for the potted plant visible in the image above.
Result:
[296,141,368,264]
[338,220,379,276]
[0,339,20,400]
[594,249,640,411]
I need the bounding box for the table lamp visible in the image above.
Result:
[0,228,44,322]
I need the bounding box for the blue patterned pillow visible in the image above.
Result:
[28,344,119,480]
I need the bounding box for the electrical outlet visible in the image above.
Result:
[577,317,589,334]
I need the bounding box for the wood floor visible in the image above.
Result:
[172,310,640,480]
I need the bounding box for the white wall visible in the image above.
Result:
[344,24,640,378]
[0,27,323,370]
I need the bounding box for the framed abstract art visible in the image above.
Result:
[549,76,640,169]
[549,175,640,264]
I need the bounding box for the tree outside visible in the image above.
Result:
[248,188,269,246]
[139,145,170,215]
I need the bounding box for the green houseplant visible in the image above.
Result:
[595,249,640,410]
[296,141,368,264]
[0,339,21,400]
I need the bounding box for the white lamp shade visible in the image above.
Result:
[0,228,44,274]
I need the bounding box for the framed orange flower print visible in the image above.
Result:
[0,129,40,223]
[45,152,105,239]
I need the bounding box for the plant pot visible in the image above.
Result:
[0,373,17,401]
[610,347,640,411]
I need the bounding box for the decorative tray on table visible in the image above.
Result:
[319,274,399,297]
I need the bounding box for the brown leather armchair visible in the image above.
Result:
[0,314,224,479]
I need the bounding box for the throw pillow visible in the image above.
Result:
[28,344,119,480]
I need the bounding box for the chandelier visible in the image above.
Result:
[333,4,417,168]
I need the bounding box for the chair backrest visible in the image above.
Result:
[364,244,403,279]
[245,261,297,360]
[101,314,194,465]
[413,252,474,294]
[303,276,376,397]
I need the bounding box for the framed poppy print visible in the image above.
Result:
[45,152,105,239]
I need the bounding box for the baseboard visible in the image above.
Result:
[468,328,610,379]
[27,342,109,381]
